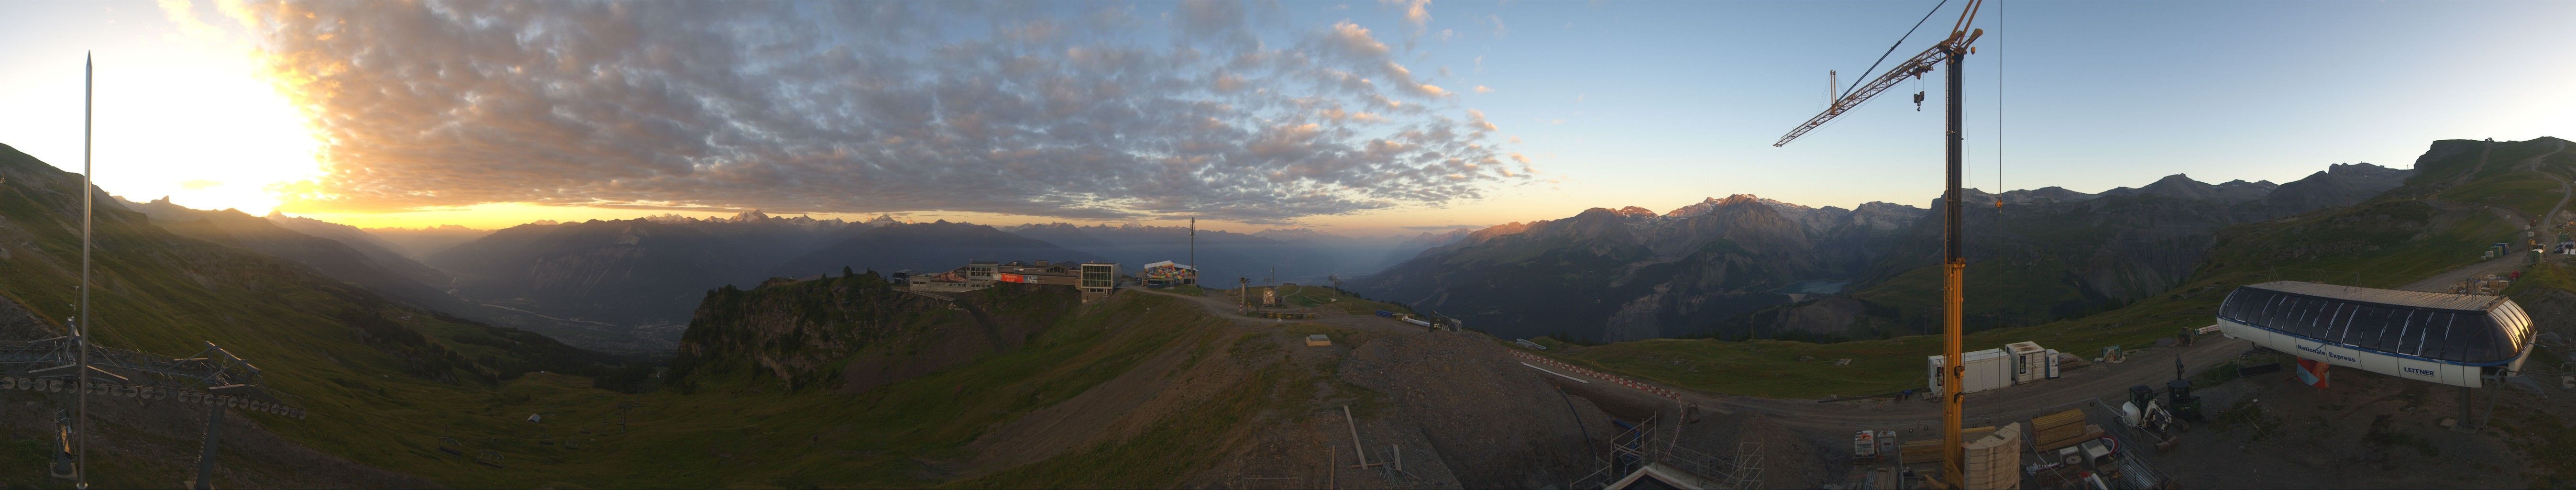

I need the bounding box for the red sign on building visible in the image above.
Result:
[995,273,1026,283]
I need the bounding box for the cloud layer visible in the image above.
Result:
[230,1,1521,223]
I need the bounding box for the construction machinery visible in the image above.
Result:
[1775,0,1985,486]
[2120,384,2188,451]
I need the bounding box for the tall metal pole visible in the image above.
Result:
[77,51,95,490]
[1189,217,1196,285]
[1938,45,1967,490]
[193,402,222,490]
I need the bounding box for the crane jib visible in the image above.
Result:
[1766,1,1982,487]
[1773,45,1961,146]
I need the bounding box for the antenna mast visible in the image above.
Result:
[75,51,94,490]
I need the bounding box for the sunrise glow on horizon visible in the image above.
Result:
[4,1,2575,235]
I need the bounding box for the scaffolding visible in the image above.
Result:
[0,337,300,488]
[1570,415,1764,489]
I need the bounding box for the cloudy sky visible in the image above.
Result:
[3,1,2574,234]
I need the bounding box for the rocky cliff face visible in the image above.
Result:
[2260,162,2414,215]
[668,275,1078,392]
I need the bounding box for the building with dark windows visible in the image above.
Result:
[2214,281,2536,388]
[1079,262,1117,301]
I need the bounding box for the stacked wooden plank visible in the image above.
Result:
[1897,425,1997,467]
[1962,423,2024,490]
[2030,408,2105,453]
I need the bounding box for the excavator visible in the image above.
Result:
[2121,384,2189,452]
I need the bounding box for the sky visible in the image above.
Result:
[1,0,2572,236]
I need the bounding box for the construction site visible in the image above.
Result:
[11,1,2576,488]
[1162,0,2576,485]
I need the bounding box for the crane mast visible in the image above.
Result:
[1775,1,1982,488]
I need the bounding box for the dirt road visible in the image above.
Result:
[2403,141,2570,293]
[2399,253,2529,293]
[1136,285,2270,434]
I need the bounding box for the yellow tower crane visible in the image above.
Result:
[1775,0,1983,488]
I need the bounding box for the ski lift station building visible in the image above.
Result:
[2215,281,2536,388]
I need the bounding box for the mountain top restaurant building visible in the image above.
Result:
[925,260,1118,301]
[2215,281,2535,388]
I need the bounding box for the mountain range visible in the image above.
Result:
[29,141,2441,354]
[0,134,2559,486]
[1000,223,1464,287]
[1352,157,2422,342]
[357,224,494,260]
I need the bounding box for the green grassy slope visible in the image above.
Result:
[405,286,1332,488]
[0,144,647,486]
[2440,172,2562,221]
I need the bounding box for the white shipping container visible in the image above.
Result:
[2008,341,2050,384]
[1927,348,2014,397]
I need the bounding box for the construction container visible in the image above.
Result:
[2044,349,2062,379]
[2008,342,2050,384]
[1927,348,2012,397]
[1851,430,1879,463]
[1306,334,1331,347]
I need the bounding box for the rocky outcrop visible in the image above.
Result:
[669,275,1079,392]
[2259,163,2414,216]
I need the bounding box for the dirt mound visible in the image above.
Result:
[1677,412,1833,489]
[1339,332,1613,489]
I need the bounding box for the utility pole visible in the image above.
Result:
[1774,2,1983,487]
[617,401,639,434]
